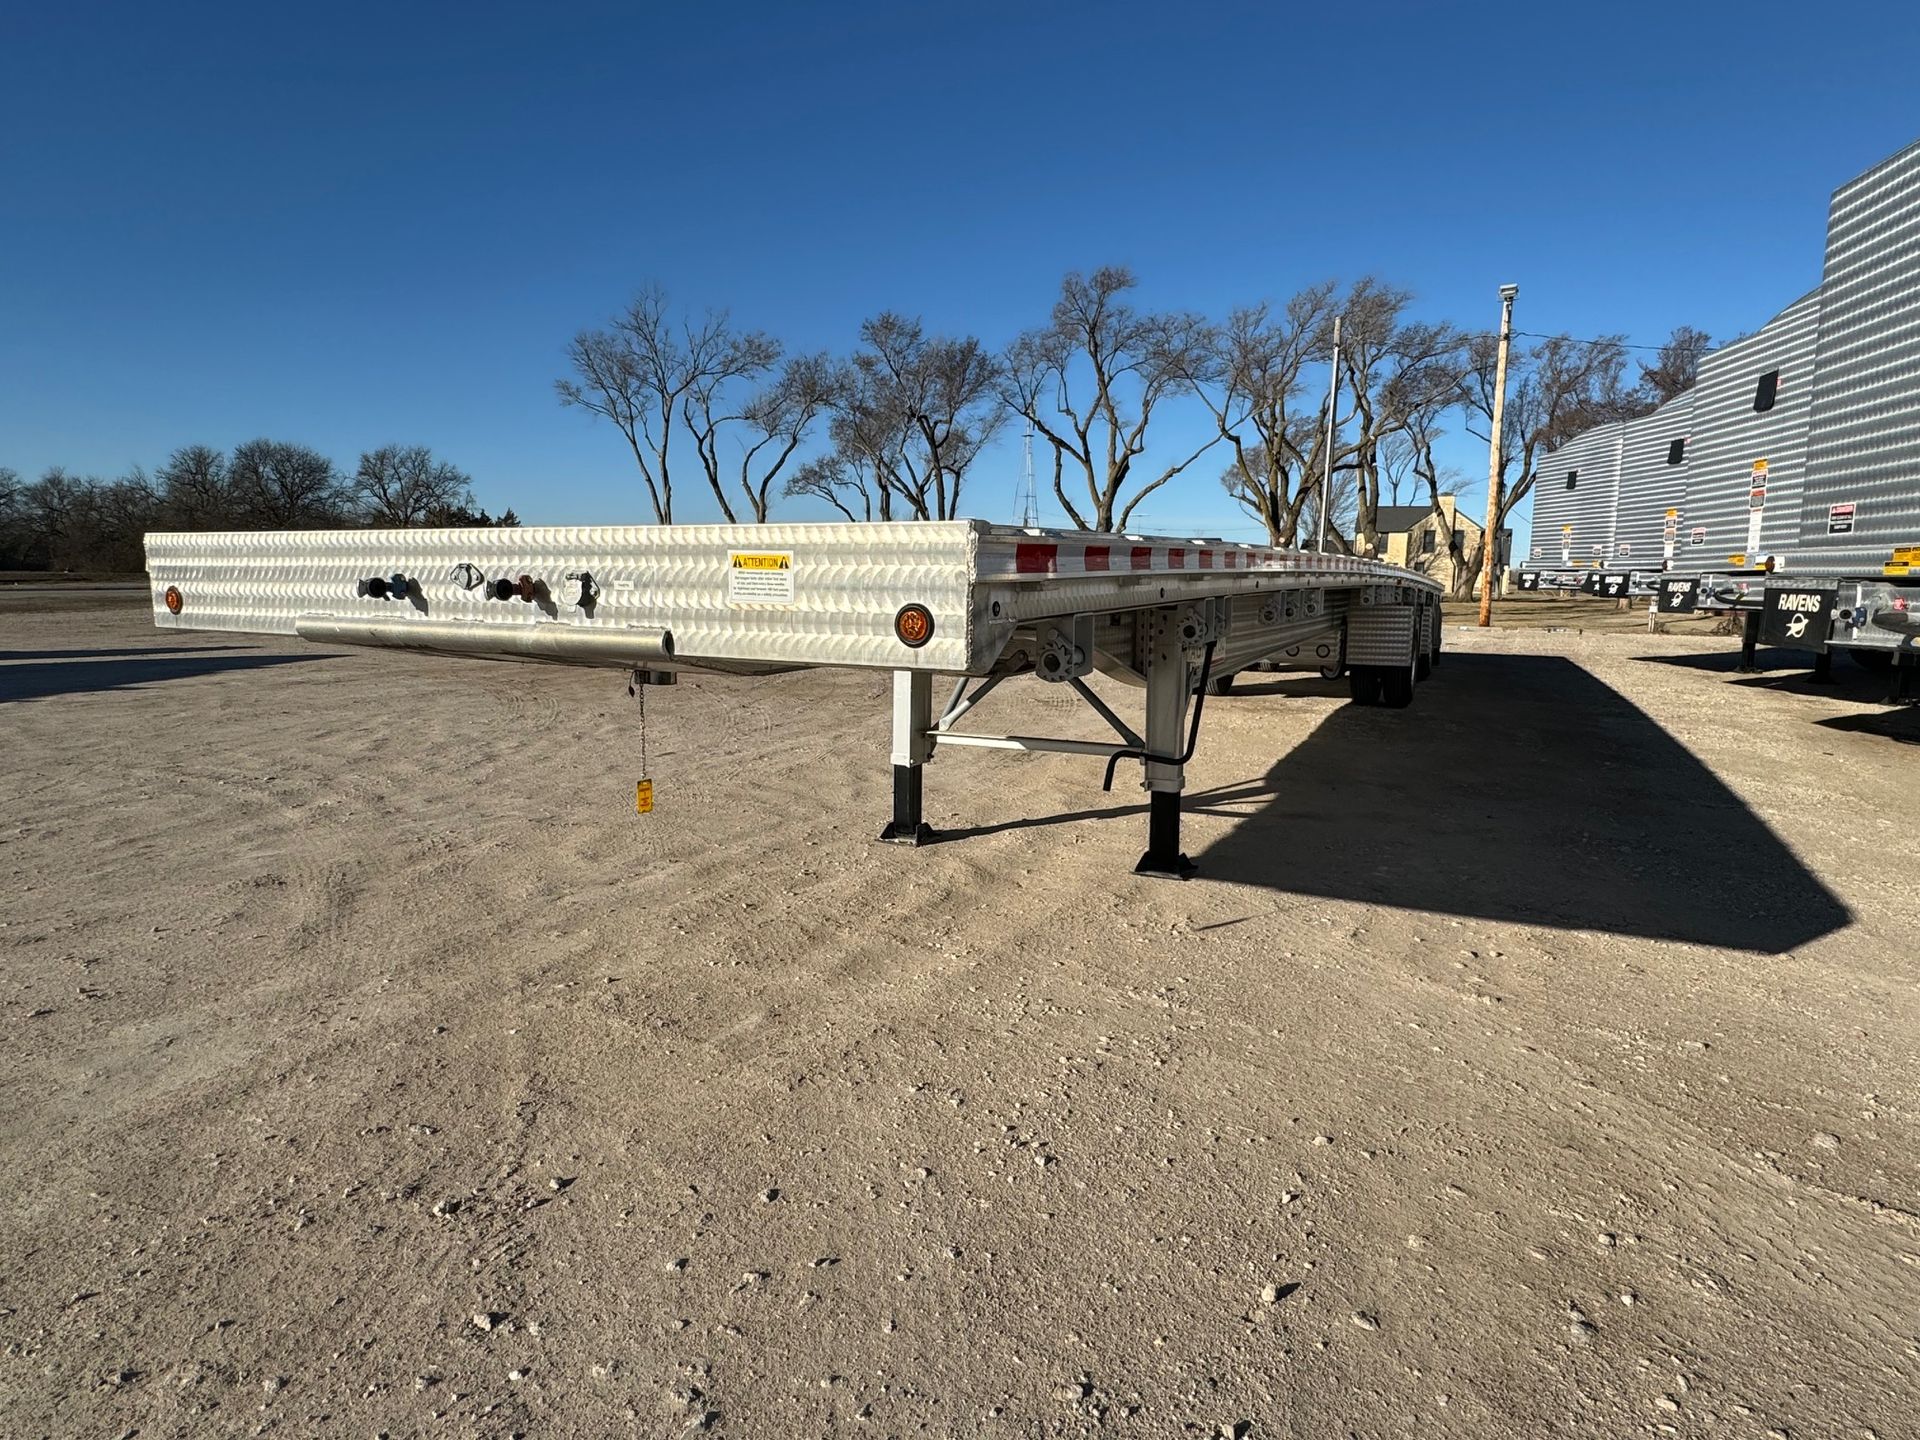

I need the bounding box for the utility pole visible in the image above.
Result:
[1316,315,1342,553]
[1478,284,1519,626]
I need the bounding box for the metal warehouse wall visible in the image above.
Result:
[1615,392,1693,569]
[1668,290,1820,574]
[1796,139,1920,573]
[1528,423,1622,568]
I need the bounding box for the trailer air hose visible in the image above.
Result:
[1101,641,1217,793]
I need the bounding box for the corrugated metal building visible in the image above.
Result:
[1527,138,1918,582]
[1667,289,1821,574]
[1525,421,1622,568]
[1613,391,1693,568]
[1795,138,1920,573]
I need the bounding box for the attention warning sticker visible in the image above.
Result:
[727,550,796,605]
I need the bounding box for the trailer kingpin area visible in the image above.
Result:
[144,520,1445,877]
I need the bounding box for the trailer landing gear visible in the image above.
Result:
[880,670,936,845]
[879,764,934,846]
[1135,792,1195,878]
[1737,610,1762,673]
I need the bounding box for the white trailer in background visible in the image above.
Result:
[143,520,1443,877]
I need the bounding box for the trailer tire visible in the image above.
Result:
[1320,663,1345,680]
[1348,667,1382,706]
[1205,671,1235,696]
[1849,649,1894,672]
[1380,656,1416,709]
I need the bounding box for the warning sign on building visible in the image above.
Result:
[1827,502,1856,535]
[727,550,796,605]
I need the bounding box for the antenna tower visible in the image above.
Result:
[1018,420,1040,527]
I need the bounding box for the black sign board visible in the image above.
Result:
[1827,502,1856,535]
[1516,570,1542,591]
[1758,587,1836,649]
[1595,571,1631,599]
[1656,576,1700,613]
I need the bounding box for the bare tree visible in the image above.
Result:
[87,468,162,571]
[1393,409,1479,593]
[352,445,476,526]
[1209,280,1463,553]
[156,445,235,528]
[557,286,777,523]
[1637,325,1711,405]
[1207,284,1339,545]
[0,467,21,566]
[687,351,832,522]
[824,315,1003,520]
[16,467,87,567]
[784,452,881,522]
[1002,267,1221,531]
[1456,332,1634,595]
[1380,431,1420,507]
[1334,282,1467,556]
[229,439,347,527]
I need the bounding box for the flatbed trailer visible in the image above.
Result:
[1654,565,1920,694]
[143,520,1444,876]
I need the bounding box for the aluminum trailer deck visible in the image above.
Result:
[144,520,1445,876]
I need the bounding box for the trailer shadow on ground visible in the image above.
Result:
[1630,647,1906,703]
[1814,708,1920,744]
[1191,653,1852,954]
[0,645,251,663]
[0,651,329,704]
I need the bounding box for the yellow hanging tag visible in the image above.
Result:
[635,779,654,814]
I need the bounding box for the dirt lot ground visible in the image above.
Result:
[3,590,1916,1439]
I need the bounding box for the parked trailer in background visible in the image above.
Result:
[1509,137,1920,691]
[1522,420,1623,589]
[1755,139,1920,694]
[1610,391,1694,588]
[1659,142,1920,691]
[144,521,1445,877]
[1656,288,1823,629]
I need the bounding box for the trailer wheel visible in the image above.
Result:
[1849,649,1894,672]
[1205,671,1236,696]
[1320,663,1346,680]
[1348,667,1382,706]
[1415,647,1433,682]
[1381,656,1417,709]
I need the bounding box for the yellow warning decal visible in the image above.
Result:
[636,779,654,814]
[1727,554,1748,567]
[727,549,797,606]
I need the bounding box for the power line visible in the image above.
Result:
[1502,329,1718,357]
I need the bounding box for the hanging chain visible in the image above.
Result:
[635,674,648,777]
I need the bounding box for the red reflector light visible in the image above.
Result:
[163,586,184,615]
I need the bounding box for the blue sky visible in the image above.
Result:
[4,1,1917,552]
